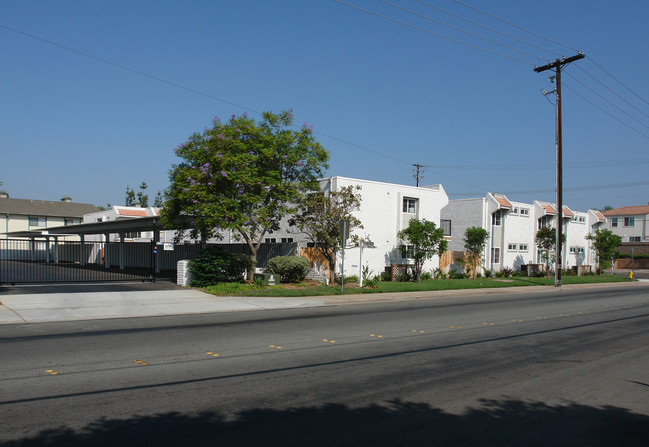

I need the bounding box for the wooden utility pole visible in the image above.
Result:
[534,53,584,287]
[412,163,424,187]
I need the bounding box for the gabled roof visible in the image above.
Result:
[562,206,574,218]
[492,194,512,209]
[117,209,149,217]
[537,202,556,215]
[591,210,606,222]
[0,197,98,218]
[602,204,649,216]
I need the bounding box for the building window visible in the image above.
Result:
[440,219,451,236]
[265,238,276,243]
[520,208,530,216]
[280,237,293,243]
[578,216,586,223]
[611,217,618,227]
[507,243,517,251]
[492,210,502,226]
[624,217,635,227]
[491,247,500,264]
[569,247,577,254]
[538,216,551,229]
[402,198,417,214]
[64,218,80,226]
[577,247,585,254]
[629,236,641,242]
[512,207,519,215]
[124,232,141,239]
[519,244,529,252]
[400,244,415,259]
[29,216,46,227]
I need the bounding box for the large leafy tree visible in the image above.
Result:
[397,218,447,283]
[586,229,621,273]
[162,110,329,280]
[463,226,489,279]
[290,185,363,282]
[535,226,566,277]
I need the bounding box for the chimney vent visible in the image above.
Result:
[0,190,8,199]
[61,195,72,203]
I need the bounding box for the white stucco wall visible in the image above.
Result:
[500,201,535,270]
[326,177,449,279]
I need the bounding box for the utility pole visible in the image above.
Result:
[412,163,424,187]
[534,53,584,287]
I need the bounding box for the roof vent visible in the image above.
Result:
[61,195,72,203]
[0,190,8,199]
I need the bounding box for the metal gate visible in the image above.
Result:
[0,239,165,284]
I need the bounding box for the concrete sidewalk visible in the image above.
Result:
[1,280,647,325]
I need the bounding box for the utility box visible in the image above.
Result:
[255,273,279,286]
[177,260,193,286]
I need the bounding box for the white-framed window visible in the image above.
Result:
[611,217,618,227]
[507,243,517,251]
[519,244,529,252]
[577,247,585,254]
[29,216,46,227]
[491,247,500,264]
[520,208,530,217]
[124,231,141,239]
[281,237,293,243]
[577,216,586,223]
[538,216,551,229]
[624,217,635,227]
[265,238,276,243]
[400,244,415,259]
[402,197,417,214]
[630,236,641,242]
[511,207,519,215]
[492,210,502,226]
[64,218,80,226]
[569,247,577,254]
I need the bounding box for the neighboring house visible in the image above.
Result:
[313,176,450,279]
[442,193,600,273]
[84,206,162,242]
[601,203,649,243]
[0,190,98,240]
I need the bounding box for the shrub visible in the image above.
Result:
[335,275,359,285]
[448,268,467,279]
[421,271,433,281]
[189,248,255,287]
[495,271,505,278]
[266,256,310,283]
[484,269,494,278]
[502,267,514,278]
[380,271,392,281]
[432,267,448,280]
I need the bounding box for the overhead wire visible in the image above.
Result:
[588,57,649,108]
[375,0,544,60]
[413,0,561,58]
[450,0,581,54]
[334,0,535,66]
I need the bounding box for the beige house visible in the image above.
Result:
[0,190,98,240]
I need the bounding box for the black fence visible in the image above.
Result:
[0,239,294,285]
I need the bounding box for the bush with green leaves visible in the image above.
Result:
[189,248,255,287]
[266,256,310,283]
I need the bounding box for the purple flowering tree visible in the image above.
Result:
[162,110,329,281]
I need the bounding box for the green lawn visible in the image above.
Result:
[203,274,631,297]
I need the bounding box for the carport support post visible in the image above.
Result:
[30,237,35,262]
[119,232,125,270]
[80,234,86,266]
[54,236,59,264]
[45,236,51,263]
[104,232,111,269]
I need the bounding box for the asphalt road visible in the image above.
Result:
[1,285,649,446]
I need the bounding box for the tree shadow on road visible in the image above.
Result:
[3,398,648,447]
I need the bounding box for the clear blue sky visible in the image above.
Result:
[2,0,648,211]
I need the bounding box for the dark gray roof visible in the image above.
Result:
[0,197,98,218]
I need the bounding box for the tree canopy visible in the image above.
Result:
[463,226,489,279]
[535,226,566,277]
[586,229,621,273]
[162,110,329,279]
[397,218,447,283]
[290,185,363,282]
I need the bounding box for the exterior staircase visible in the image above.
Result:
[306,268,328,285]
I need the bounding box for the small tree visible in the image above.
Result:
[535,227,566,277]
[463,226,489,279]
[586,229,621,274]
[290,185,362,283]
[162,110,329,281]
[397,218,447,283]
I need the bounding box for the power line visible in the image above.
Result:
[588,57,649,108]
[413,0,561,58]
[450,180,649,197]
[450,0,582,54]
[376,0,544,60]
[574,63,649,121]
[334,0,534,65]
[563,83,649,140]
[564,72,649,131]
